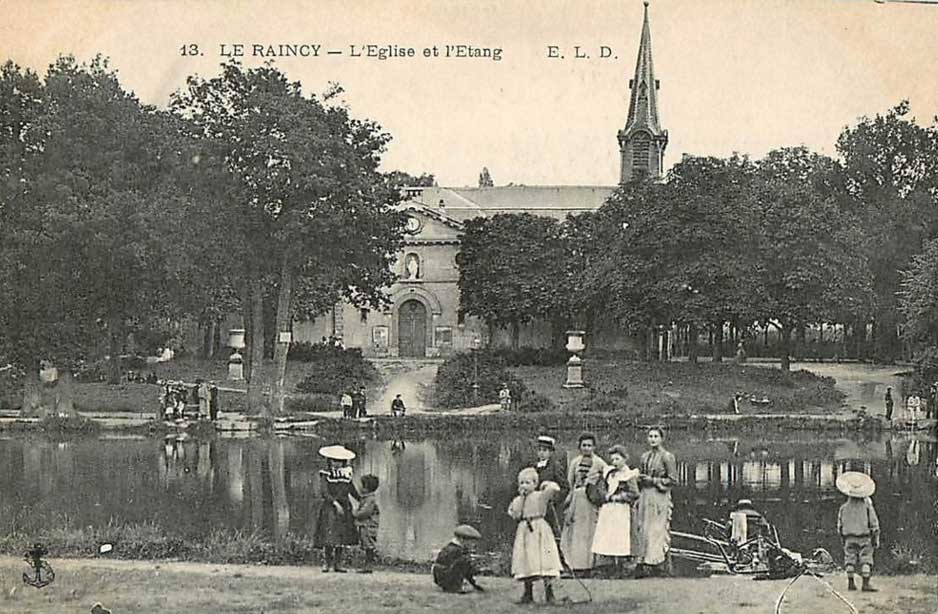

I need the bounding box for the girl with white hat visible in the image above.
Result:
[314,445,360,572]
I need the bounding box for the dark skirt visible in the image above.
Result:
[314,501,358,547]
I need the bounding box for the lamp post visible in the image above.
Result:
[471,335,481,404]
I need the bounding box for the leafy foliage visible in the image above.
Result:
[457,214,570,346]
[838,101,938,361]
[431,351,528,409]
[293,346,378,394]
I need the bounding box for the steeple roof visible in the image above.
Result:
[623,2,663,137]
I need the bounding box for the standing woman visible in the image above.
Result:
[560,432,607,575]
[634,427,677,577]
[314,445,360,572]
[591,444,640,577]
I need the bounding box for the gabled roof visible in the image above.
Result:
[405,185,616,222]
[397,200,465,230]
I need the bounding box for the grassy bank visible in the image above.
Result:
[511,360,845,414]
[0,556,933,614]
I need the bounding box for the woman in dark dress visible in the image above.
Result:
[314,445,360,572]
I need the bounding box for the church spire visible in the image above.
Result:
[618,1,668,183]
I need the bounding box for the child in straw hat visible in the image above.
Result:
[836,471,881,592]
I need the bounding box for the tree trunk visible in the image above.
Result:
[201,318,213,359]
[712,322,724,362]
[510,321,520,350]
[54,369,75,417]
[246,278,267,414]
[779,325,792,371]
[271,256,294,417]
[242,283,253,378]
[21,371,43,417]
[688,323,698,364]
[107,316,122,385]
[212,318,223,357]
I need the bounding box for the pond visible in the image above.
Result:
[0,430,935,573]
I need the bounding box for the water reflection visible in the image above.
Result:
[0,432,935,570]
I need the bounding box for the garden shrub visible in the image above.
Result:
[431,351,527,409]
[294,346,378,395]
[512,389,556,413]
[492,346,569,367]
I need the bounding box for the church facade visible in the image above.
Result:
[295,4,668,358]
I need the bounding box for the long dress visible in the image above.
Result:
[508,482,563,580]
[634,447,677,566]
[591,465,640,556]
[313,468,360,547]
[560,453,607,570]
[534,456,569,539]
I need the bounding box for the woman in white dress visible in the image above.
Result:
[591,444,640,577]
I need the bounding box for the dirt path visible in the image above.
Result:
[1,556,932,614]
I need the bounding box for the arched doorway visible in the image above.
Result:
[398,300,427,358]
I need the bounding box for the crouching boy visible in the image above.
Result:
[431,525,485,593]
[836,471,880,592]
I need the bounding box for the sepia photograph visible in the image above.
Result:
[0,1,937,612]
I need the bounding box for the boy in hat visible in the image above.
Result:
[533,435,569,540]
[836,471,880,592]
[431,525,485,594]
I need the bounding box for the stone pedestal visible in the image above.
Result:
[563,355,584,389]
[228,351,244,381]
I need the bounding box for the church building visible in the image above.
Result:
[295,3,668,358]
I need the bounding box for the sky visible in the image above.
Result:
[2,0,938,187]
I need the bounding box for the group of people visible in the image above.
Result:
[884,385,937,422]
[427,428,678,604]
[340,388,410,418]
[340,387,368,419]
[313,445,380,573]
[158,379,219,421]
[314,429,885,603]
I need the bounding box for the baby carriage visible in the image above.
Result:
[671,501,803,578]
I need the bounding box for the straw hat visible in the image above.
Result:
[836,471,875,498]
[536,435,556,449]
[318,445,356,461]
[454,524,482,540]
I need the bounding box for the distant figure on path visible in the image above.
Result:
[499,383,512,411]
[197,379,210,419]
[884,387,894,421]
[391,394,406,417]
[356,386,368,418]
[341,390,354,419]
[735,341,747,364]
[209,382,219,421]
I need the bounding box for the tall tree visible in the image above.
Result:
[837,102,938,362]
[457,213,564,348]
[753,148,873,370]
[0,56,190,412]
[172,62,405,415]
